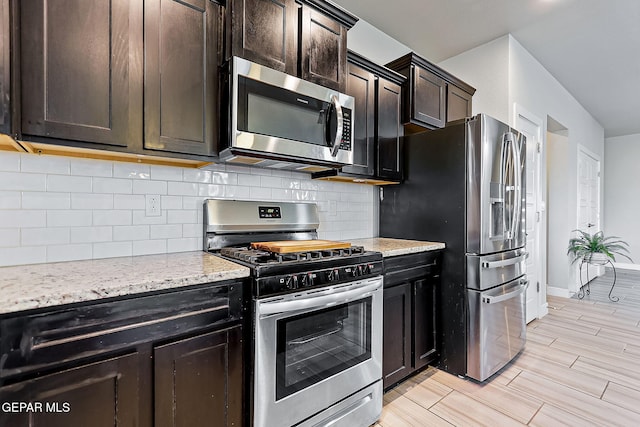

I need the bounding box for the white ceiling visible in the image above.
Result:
[331,0,640,138]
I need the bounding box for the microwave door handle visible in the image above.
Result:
[329,95,343,157]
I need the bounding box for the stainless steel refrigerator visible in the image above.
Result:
[380,114,528,381]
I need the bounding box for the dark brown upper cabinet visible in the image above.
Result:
[19,0,143,149]
[313,51,404,184]
[386,52,475,134]
[300,3,348,92]
[0,0,9,136]
[225,0,356,92]
[144,0,222,156]
[447,84,473,123]
[226,0,299,75]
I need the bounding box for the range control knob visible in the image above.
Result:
[285,275,299,290]
[301,273,315,288]
[328,269,340,281]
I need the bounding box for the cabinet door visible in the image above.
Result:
[413,278,438,370]
[228,0,298,75]
[300,5,347,92]
[412,65,446,129]
[154,325,243,427]
[382,283,412,389]
[447,85,473,123]
[144,0,219,156]
[341,61,375,176]
[20,0,142,148]
[0,353,140,427]
[377,77,403,182]
[0,0,9,135]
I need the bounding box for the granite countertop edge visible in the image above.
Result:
[0,252,250,316]
[349,237,445,257]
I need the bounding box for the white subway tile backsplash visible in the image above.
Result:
[160,195,183,210]
[168,210,197,224]
[150,165,183,181]
[47,210,92,227]
[0,246,47,267]
[0,228,20,247]
[21,155,70,175]
[223,185,250,199]
[22,192,70,210]
[93,241,132,259]
[133,180,167,195]
[21,227,70,246]
[182,223,202,238]
[0,154,376,266]
[113,163,150,180]
[114,194,145,210]
[93,177,133,194]
[113,225,150,241]
[0,172,47,191]
[183,169,212,183]
[47,243,92,263]
[71,193,114,210]
[70,226,112,243]
[70,158,113,177]
[197,184,224,198]
[150,224,182,239]
[0,152,21,172]
[168,182,198,196]
[47,175,92,193]
[250,187,271,200]
[168,237,199,253]
[237,173,261,187]
[0,191,21,209]
[0,210,47,228]
[93,210,132,226]
[132,210,167,225]
[132,239,167,256]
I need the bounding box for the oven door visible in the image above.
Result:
[254,277,382,427]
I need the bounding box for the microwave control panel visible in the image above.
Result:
[339,108,352,151]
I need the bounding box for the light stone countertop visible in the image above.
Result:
[349,237,445,258]
[0,252,250,315]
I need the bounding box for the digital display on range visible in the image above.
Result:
[259,206,282,219]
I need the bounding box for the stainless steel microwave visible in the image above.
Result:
[220,57,355,171]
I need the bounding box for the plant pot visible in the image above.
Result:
[585,252,610,265]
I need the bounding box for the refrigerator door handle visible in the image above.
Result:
[481,252,528,269]
[509,133,523,242]
[482,281,528,304]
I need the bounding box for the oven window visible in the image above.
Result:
[276,297,372,400]
[238,76,329,146]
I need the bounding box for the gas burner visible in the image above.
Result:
[220,245,366,265]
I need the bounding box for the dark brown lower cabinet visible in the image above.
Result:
[155,326,243,427]
[382,251,441,390]
[0,280,244,427]
[0,353,140,427]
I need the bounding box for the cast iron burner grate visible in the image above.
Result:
[220,245,366,265]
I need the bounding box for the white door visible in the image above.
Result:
[576,147,602,288]
[514,105,543,323]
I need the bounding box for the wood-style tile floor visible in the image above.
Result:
[375,270,640,426]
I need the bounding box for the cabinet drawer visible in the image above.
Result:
[0,282,242,380]
[383,251,442,287]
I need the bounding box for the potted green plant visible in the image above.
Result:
[567,230,633,265]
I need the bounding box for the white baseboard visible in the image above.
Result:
[613,262,640,271]
[546,286,571,298]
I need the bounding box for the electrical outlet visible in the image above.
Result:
[145,195,161,217]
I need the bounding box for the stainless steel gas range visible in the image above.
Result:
[204,199,383,427]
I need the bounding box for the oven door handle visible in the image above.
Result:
[258,280,380,316]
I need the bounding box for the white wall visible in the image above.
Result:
[439,35,606,292]
[0,151,375,267]
[346,19,410,64]
[604,133,640,265]
[546,131,570,287]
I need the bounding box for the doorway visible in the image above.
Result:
[514,105,544,322]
